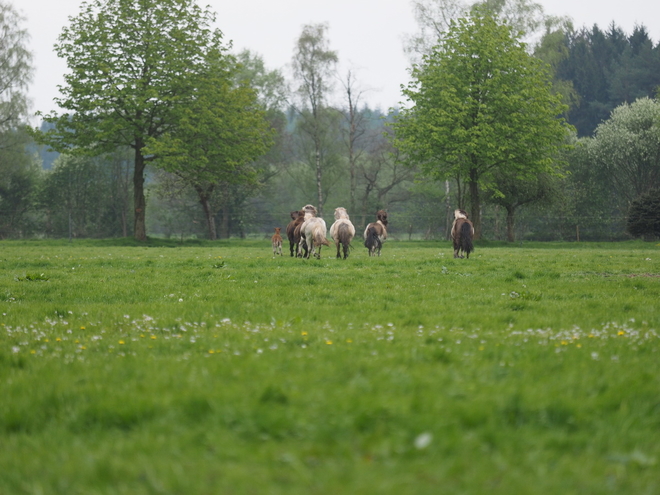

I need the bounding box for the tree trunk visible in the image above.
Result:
[506,206,516,242]
[195,185,217,241]
[444,180,452,240]
[315,145,323,217]
[219,184,230,239]
[133,143,147,241]
[469,169,481,240]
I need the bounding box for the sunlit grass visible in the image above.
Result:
[1,239,659,493]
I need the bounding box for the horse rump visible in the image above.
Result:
[453,219,474,259]
[364,225,382,256]
[336,222,353,259]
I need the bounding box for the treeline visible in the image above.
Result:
[542,23,660,136]
[2,0,660,242]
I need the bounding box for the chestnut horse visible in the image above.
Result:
[451,209,474,259]
[363,210,388,256]
[271,227,283,256]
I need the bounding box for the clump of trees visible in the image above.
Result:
[2,0,659,242]
[393,6,572,239]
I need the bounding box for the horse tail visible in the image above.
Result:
[364,226,375,249]
[314,226,330,247]
[460,221,474,255]
[338,223,353,254]
[365,225,380,254]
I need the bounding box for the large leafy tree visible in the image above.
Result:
[35,0,229,241]
[393,8,570,237]
[145,59,273,240]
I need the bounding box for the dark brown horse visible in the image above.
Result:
[286,210,304,257]
[451,209,474,259]
[363,210,388,256]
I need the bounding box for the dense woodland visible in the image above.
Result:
[2,0,660,242]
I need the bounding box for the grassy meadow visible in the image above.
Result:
[1,238,659,494]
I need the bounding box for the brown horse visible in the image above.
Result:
[451,209,474,259]
[286,210,305,257]
[271,227,283,256]
[363,210,388,256]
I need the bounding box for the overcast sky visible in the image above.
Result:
[18,0,660,121]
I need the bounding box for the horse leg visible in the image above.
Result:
[336,240,341,259]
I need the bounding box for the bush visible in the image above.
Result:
[627,189,660,239]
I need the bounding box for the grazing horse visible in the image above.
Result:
[271,227,283,256]
[329,207,356,259]
[363,210,388,256]
[286,210,305,257]
[300,204,330,259]
[451,209,474,259]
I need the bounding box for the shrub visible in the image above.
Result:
[627,189,660,240]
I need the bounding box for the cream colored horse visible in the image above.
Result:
[300,204,330,259]
[329,207,356,259]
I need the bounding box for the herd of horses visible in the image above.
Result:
[271,206,474,260]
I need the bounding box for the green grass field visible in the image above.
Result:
[1,239,659,494]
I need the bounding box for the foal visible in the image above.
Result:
[363,210,388,256]
[451,209,474,259]
[271,227,283,256]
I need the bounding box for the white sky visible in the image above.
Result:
[18,0,660,121]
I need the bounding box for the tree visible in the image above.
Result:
[34,0,229,241]
[340,70,367,216]
[488,170,559,241]
[145,58,273,240]
[393,8,571,238]
[587,97,660,206]
[0,129,41,238]
[627,189,660,240]
[291,23,338,217]
[0,1,36,238]
[404,0,568,61]
[0,1,32,135]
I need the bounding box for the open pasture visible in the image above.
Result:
[1,239,659,494]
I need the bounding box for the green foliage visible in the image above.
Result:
[0,128,42,238]
[587,97,660,205]
[0,241,659,493]
[15,273,49,282]
[34,0,231,241]
[0,1,32,131]
[627,189,660,239]
[553,24,660,136]
[394,8,571,236]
